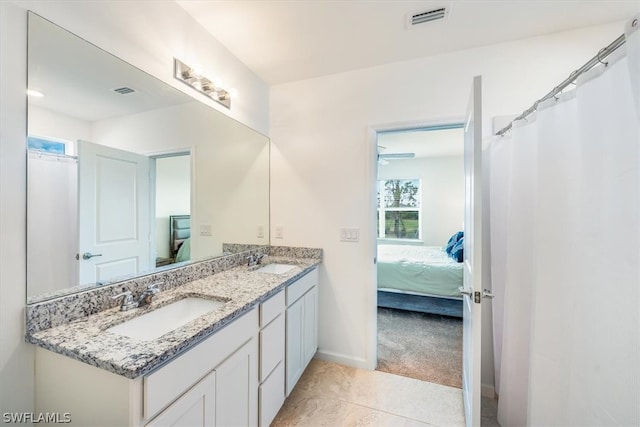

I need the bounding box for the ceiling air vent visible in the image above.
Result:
[407,7,449,27]
[113,87,135,95]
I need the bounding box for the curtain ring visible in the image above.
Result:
[597,47,608,66]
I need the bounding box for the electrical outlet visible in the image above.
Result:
[257,225,264,238]
[275,225,284,239]
[340,228,359,242]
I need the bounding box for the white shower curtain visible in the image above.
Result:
[27,152,78,296]
[490,15,639,426]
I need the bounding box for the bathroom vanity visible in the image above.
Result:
[26,250,321,427]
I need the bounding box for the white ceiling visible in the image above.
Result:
[176,0,638,85]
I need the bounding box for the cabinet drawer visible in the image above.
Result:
[260,313,285,382]
[144,308,258,420]
[286,268,318,306]
[260,290,285,327]
[259,361,285,427]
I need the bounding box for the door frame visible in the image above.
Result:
[365,116,466,370]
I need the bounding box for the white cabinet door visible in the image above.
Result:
[259,361,285,427]
[147,370,215,427]
[302,285,318,365]
[285,296,304,396]
[286,283,318,396]
[215,338,258,427]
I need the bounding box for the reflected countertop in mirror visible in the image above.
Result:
[26,12,270,303]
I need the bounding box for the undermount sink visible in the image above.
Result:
[255,263,296,274]
[106,297,227,341]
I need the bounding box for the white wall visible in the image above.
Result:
[1,0,269,417]
[0,2,33,420]
[378,155,464,246]
[270,21,625,393]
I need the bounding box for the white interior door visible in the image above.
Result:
[78,140,150,286]
[461,76,483,427]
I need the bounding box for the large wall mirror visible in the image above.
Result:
[27,12,270,303]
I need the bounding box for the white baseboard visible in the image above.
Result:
[314,350,371,370]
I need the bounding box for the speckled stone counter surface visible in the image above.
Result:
[25,252,321,380]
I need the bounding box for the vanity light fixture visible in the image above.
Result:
[174,58,231,109]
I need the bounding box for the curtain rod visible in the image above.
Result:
[495,33,626,136]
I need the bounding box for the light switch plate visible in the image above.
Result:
[200,225,212,236]
[340,228,359,242]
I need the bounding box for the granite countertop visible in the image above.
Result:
[26,256,320,379]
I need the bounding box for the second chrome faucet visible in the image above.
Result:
[112,282,162,311]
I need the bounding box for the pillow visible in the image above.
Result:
[175,237,191,263]
[445,231,464,255]
[450,237,464,262]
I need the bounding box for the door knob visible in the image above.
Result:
[482,289,495,299]
[81,252,103,260]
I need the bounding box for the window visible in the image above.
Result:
[377,179,421,240]
[27,136,70,155]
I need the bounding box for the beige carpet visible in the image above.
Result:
[376,307,463,388]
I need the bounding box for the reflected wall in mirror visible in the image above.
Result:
[27,12,270,303]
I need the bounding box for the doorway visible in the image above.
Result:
[373,123,465,389]
[152,152,192,267]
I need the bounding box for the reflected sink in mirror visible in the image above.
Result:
[106,297,227,341]
[255,264,296,274]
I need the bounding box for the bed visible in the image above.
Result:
[377,244,463,317]
[170,215,191,263]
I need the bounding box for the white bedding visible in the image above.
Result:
[377,245,463,298]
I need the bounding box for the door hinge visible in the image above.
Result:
[474,291,481,304]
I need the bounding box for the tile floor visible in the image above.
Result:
[271,359,466,426]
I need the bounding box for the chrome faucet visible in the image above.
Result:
[247,253,267,267]
[112,282,162,311]
[112,290,137,311]
[136,282,161,307]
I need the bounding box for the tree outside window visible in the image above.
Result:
[377,179,421,239]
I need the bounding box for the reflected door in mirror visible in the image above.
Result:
[78,140,151,285]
